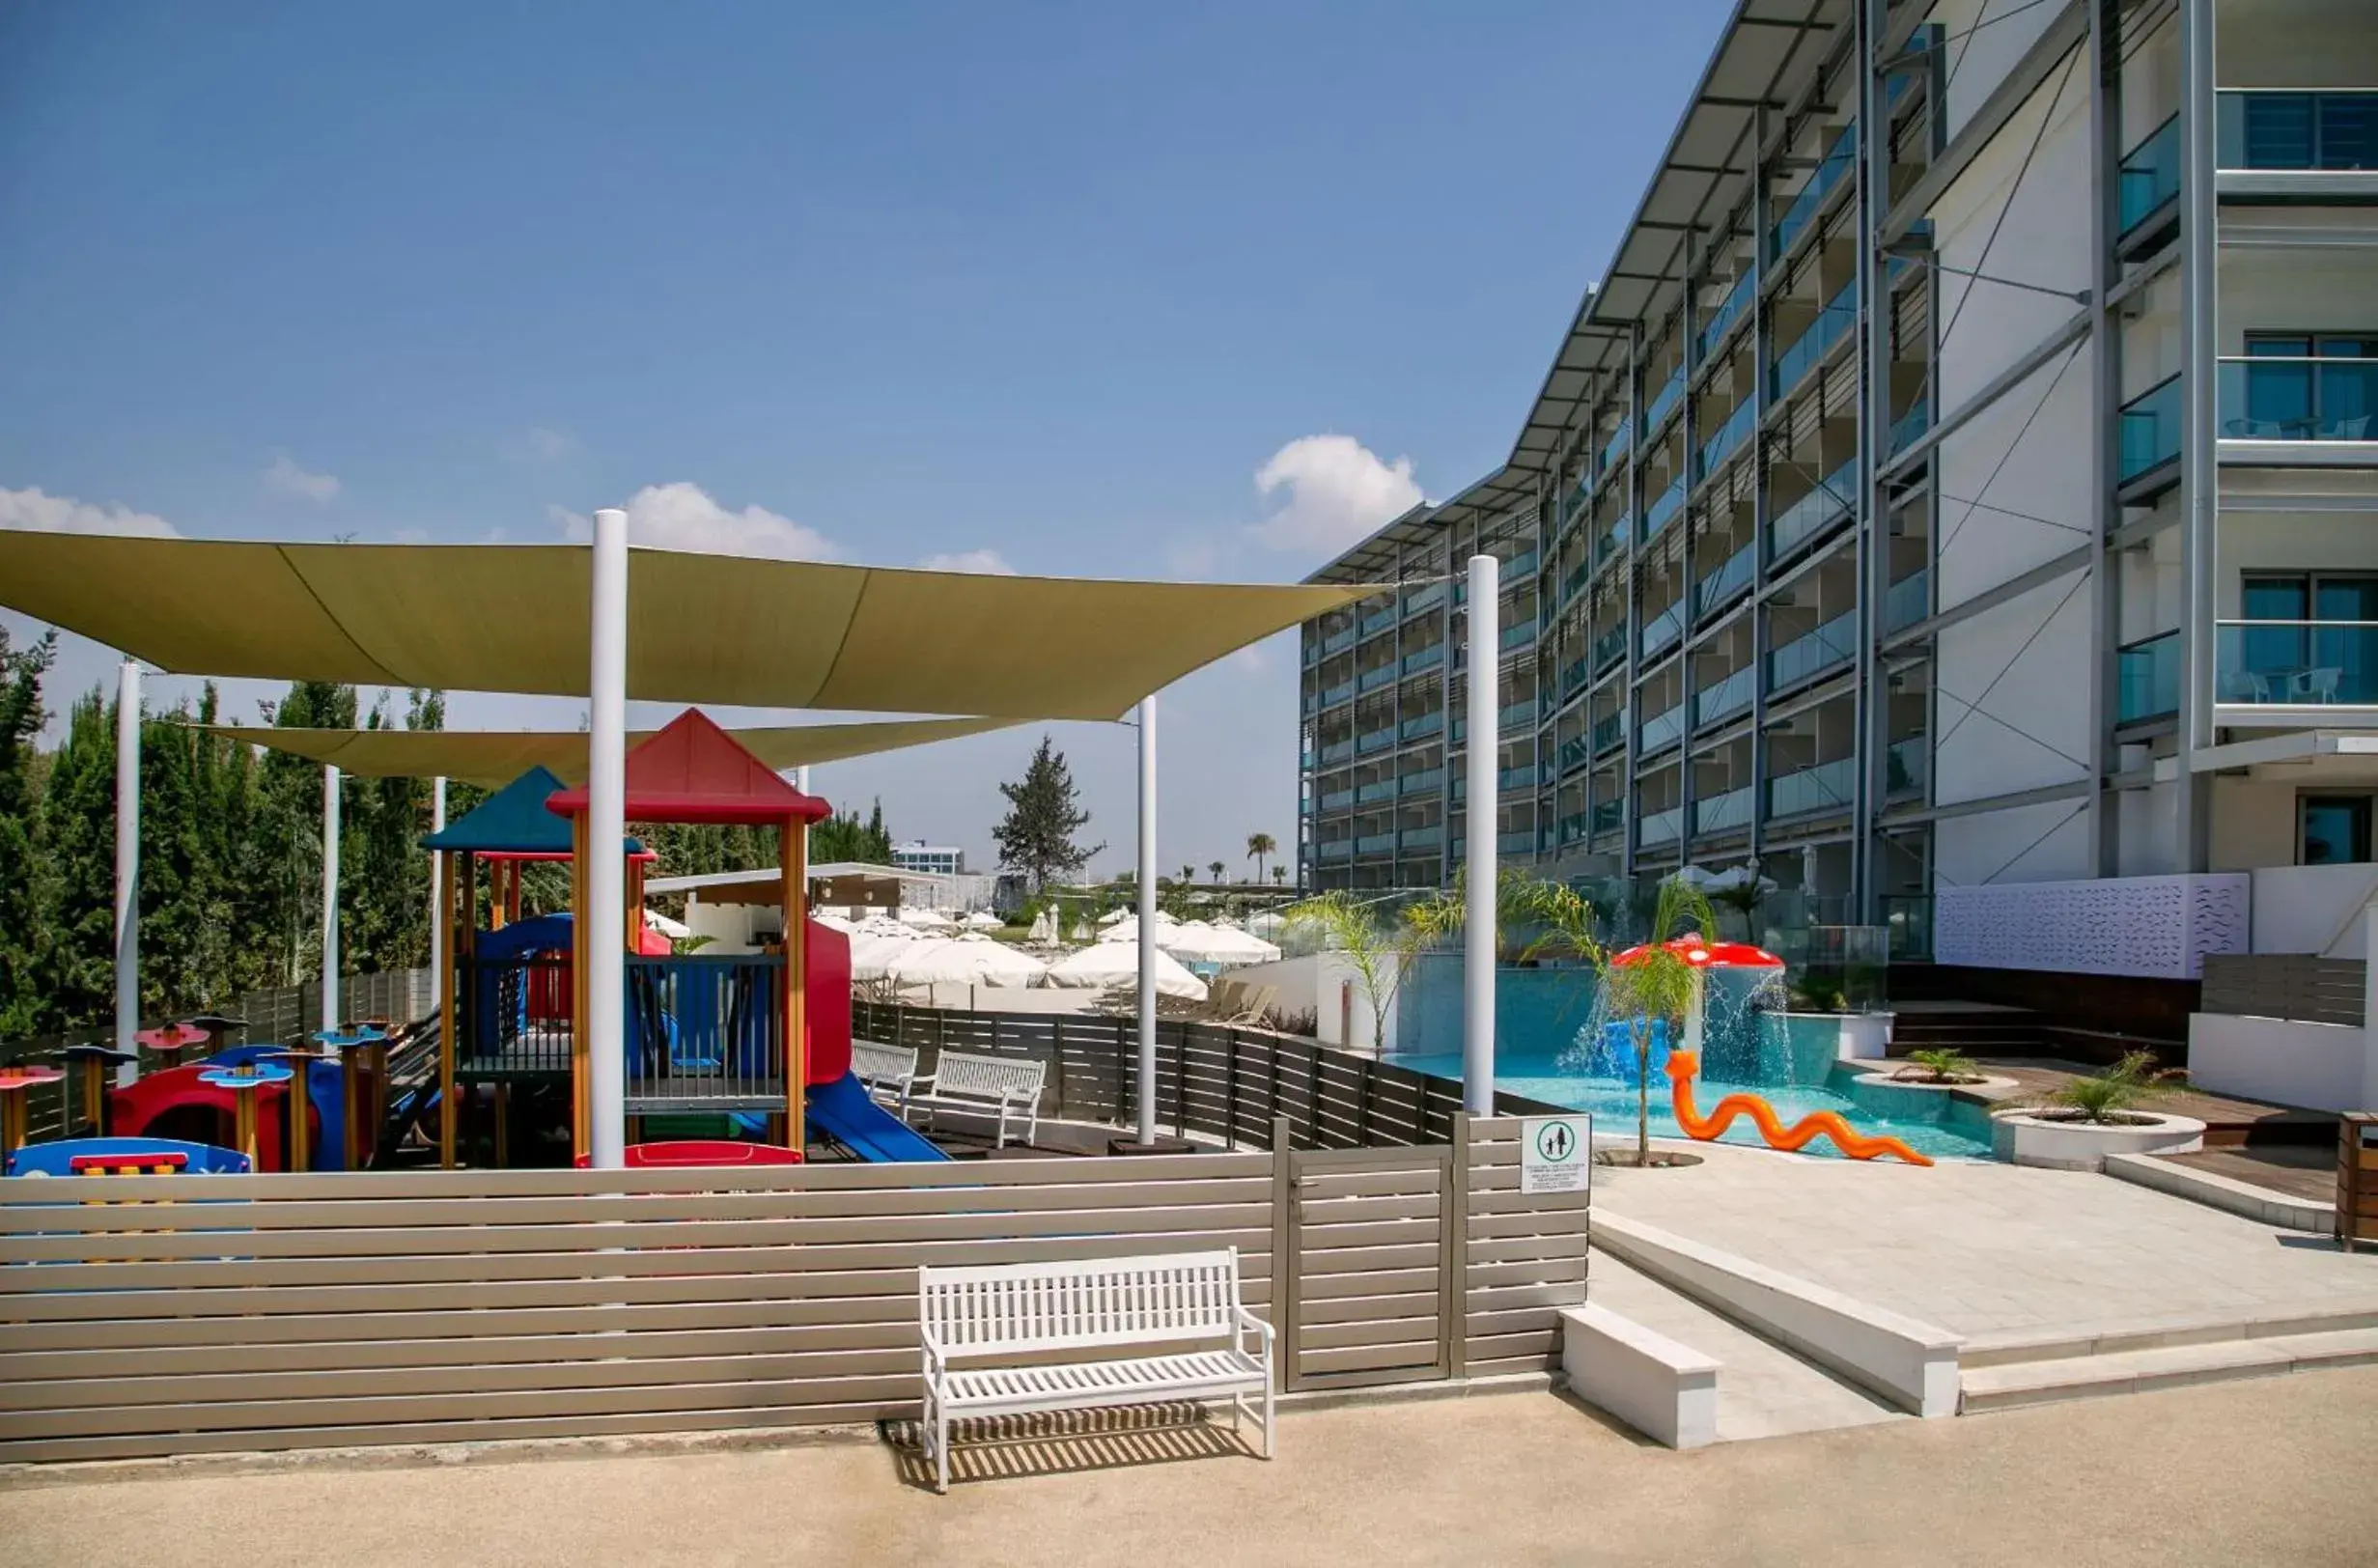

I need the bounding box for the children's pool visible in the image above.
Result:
[1392,1047,1996,1161]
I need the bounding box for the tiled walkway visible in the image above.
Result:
[1594,1139,2378,1337]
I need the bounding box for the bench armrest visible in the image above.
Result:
[1231,1302,1275,1360]
[920,1325,950,1377]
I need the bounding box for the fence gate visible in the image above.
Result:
[1276,1143,1453,1391]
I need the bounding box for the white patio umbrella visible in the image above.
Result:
[1069,919,1094,942]
[810,909,857,934]
[1025,909,1054,944]
[898,907,954,929]
[1097,908,1131,926]
[1097,911,1178,945]
[1046,941,1208,1000]
[643,909,692,940]
[1163,922,1281,966]
[960,910,1005,930]
[951,932,1049,985]
[847,930,915,982]
[1245,910,1287,938]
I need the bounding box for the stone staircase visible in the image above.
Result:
[1888,1002,2051,1059]
[1959,1303,2378,1412]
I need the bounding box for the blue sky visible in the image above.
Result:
[0,0,1732,877]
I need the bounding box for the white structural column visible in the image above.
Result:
[321,766,341,1031]
[1463,554,1497,1115]
[587,507,630,1169]
[113,661,140,1080]
[428,777,447,982]
[1135,695,1158,1145]
[2178,0,2218,866]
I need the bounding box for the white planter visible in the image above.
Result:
[1989,1109,2206,1172]
[1841,1066,2022,1097]
[1774,1010,1894,1061]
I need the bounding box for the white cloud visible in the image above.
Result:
[1247,434,1422,554]
[0,485,177,538]
[552,482,838,560]
[916,548,1017,574]
[263,451,340,501]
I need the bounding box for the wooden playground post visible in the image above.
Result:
[437,847,459,1168]
[570,813,591,1163]
[783,818,808,1156]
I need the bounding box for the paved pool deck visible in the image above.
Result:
[1594,1137,2378,1338]
[7,1374,2374,1568]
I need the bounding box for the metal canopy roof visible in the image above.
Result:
[1503,0,1843,481]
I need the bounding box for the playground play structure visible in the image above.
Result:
[1612,935,1932,1167]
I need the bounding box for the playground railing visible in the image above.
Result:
[625,953,786,1111]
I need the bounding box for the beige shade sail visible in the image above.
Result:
[0,533,1382,719]
[193,714,1021,790]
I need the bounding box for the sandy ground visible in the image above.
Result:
[6,1370,2377,1568]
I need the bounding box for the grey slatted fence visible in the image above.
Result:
[2198,954,2364,1026]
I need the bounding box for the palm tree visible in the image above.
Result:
[1208,859,1226,884]
[1245,831,1276,884]
[1530,875,1718,1168]
[1181,864,1195,886]
[1272,865,1287,886]
[1282,891,1419,1055]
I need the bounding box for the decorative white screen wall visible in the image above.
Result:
[1934,874,2250,979]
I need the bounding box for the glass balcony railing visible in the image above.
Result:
[1595,513,1633,568]
[1357,727,1395,754]
[1322,628,1356,657]
[1504,548,1539,581]
[1694,541,1755,620]
[1356,833,1396,856]
[1769,459,1858,559]
[1399,711,1442,742]
[1318,680,1355,709]
[1886,737,1929,798]
[1554,811,1589,847]
[1498,764,1537,793]
[1638,701,1687,755]
[2216,621,2378,705]
[1558,558,1592,610]
[1557,656,1591,701]
[1643,366,1687,435]
[1639,805,1684,848]
[1320,788,1355,811]
[1400,825,1443,851]
[1642,476,1686,541]
[1589,798,1624,836]
[1592,622,1628,674]
[1767,608,1859,690]
[1355,779,1395,805]
[2116,630,2181,721]
[1359,606,1398,639]
[1401,767,1443,796]
[1884,569,1929,632]
[1499,619,1537,653]
[1321,740,1354,764]
[1695,270,1755,366]
[2118,374,2183,481]
[1357,665,1397,693]
[1498,829,1538,857]
[1498,699,1539,734]
[1888,397,1931,458]
[2218,90,2378,172]
[2117,114,2181,236]
[1320,840,1352,861]
[1771,120,1858,260]
[1600,420,1633,477]
[2218,357,2378,442]
[1693,665,1754,728]
[1767,756,1855,820]
[1640,600,1685,661]
[1696,397,1757,481]
[1771,280,1859,400]
[1591,710,1625,756]
[1693,784,1754,837]
[1403,581,1445,617]
[1402,642,1444,675]
[1556,734,1591,775]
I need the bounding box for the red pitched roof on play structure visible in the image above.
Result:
[1612,937,1783,968]
[546,710,833,826]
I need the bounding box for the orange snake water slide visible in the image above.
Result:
[1664,1050,1933,1166]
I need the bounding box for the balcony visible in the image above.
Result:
[1322,628,1356,658]
[1358,605,1399,639]
[1498,699,1539,734]
[1504,547,1540,581]
[2218,90,2377,173]
[1557,655,1592,703]
[1400,825,1444,852]
[1642,476,1687,542]
[1553,811,1589,848]
[1321,739,1354,764]
[1589,798,1624,837]
[1402,642,1444,676]
[2117,630,2181,721]
[1319,787,1355,811]
[2218,356,2376,445]
[1694,783,1753,837]
[2117,114,2181,239]
[1695,270,1755,366]
[1600,420,1634,477]
[1768,609,1859,691]
[1886,737,1928,798]
[1888,398,1931,459]
[1498,830,1538,857]
[1591,710,1625,757]
[1399,710,1442,742]
[1696,397,1757,482]
[1357,727,1395,755]
[1357,778,1397,804]
[1771,120,1857,261]
[1640,600,1686,661]
[1556,733,1591,775]
[1693,541,1755,620]
[1557,558,1592,610]
[1499,764,1538,794]
[1643,366,1687,436]
[1693,665,1754,729]
[1499,619,1538,653]
[1767,756,1855,820]
[1592,623,1629,674]
[1638,701,1687,756]
[1769,459,1857,559]
[2119,375,2183,484]
[1884,569,1929,633]
[1356,833,1396,857]
[1594,512,1633,569]
[1771,280,1859,401]
[1639,805,1684,848]
[1403,581,1446,617]
[1401,767,1443,796]
[1357,664,1398,694]
[1320,840,1352,861]
[2216,621,2378,705]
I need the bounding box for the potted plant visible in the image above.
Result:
[1890,1048,1987,1085]
[1989,1050,2207,1169]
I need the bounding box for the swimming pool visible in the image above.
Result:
[1392,1046,1996,1161]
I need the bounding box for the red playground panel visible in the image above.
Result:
[575,1140,806,1168]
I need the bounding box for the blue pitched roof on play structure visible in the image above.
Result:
[420,766,647,855]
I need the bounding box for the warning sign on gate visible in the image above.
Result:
[1521,1115,1592,1194]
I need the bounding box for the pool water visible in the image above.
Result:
[1393,1047,1995,1161]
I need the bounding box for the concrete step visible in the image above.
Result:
[1960,1326,2378,1413]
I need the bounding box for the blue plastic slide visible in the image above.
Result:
[804,1071,952,1162]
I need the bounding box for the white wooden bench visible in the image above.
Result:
[852,1040,920,1107]
[917,1248,1274,1492]
[904,1050,1047,1149]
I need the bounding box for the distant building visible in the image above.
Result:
[890,840,965,878]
